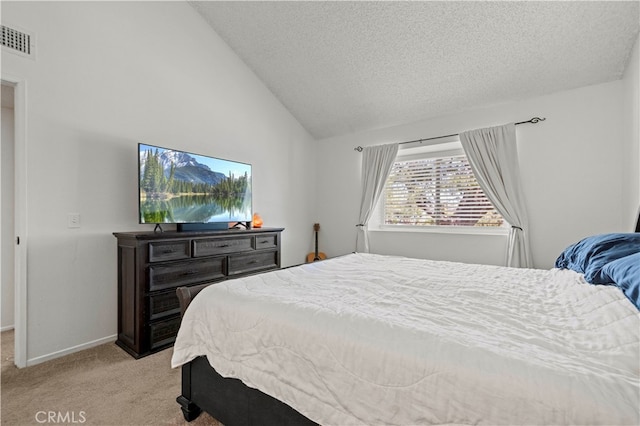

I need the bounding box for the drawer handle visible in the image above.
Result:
[259,241,269,244]
[162,249,176,254]
[182,270,199,276]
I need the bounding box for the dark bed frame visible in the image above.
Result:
[175,212,640,425]
[175,284,318,426]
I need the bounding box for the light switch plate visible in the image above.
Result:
[68,213,80,228]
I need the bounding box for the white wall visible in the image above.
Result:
[1,2,316,364]
[316,79,632,270]
[1,103,15,330]
[622,34,640,228]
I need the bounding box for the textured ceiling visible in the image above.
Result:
[190,1,640,140]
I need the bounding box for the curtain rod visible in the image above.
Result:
[353,117,546,152]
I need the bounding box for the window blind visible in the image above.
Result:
[384,154,504,227]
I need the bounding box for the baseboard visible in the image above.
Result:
[26,334,117,367]
[0,325,15,332]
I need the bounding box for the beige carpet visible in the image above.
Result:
[1,330,222,425]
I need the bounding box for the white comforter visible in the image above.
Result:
[171,253,640,425]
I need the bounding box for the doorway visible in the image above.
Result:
[1,77,27,368]
[1,83,15,337]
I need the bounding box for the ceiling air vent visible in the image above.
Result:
[1,25,35,59]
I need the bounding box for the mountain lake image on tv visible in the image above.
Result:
[138,143,252,225]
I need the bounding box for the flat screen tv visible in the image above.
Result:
[138,143,252,231]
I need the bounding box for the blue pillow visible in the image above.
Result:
[601,252,640,310]
[555,233,640,284]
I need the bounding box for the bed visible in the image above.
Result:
[171,232,640,426]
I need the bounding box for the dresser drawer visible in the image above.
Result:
[255,233,278,250]
[193,236,254,257]
[228,251,278,276]
[148,240,190,263]
[149,316,181,350]
[148,290,181,320]
[149,258,225,291]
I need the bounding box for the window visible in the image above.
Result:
[380,142,505,229]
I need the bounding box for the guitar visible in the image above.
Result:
[306,223,327,263]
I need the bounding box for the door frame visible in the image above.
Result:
[2,74,28,368]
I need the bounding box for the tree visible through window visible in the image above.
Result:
[384,153,504,227]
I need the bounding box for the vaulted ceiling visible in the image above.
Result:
[190,1,640,140]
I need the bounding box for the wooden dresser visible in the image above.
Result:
[113,227,284,358]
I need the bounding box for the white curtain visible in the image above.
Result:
[459,123,533,268]
[356,143,399,252]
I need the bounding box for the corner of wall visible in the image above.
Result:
[622,33,639,229]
